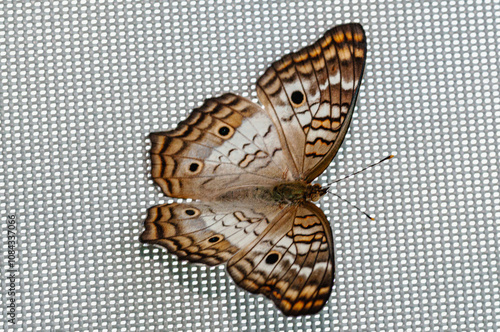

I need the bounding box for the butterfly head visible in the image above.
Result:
[307,183,329,202]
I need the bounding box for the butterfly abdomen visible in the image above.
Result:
[214,185,276,203]
[213,182,307,204]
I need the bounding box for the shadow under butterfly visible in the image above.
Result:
[140,23,367,316]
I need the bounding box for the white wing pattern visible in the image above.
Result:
[141,23,367,316]
[149,94,292,200]
[140,202,280,265]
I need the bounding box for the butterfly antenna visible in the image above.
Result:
[326,155,394,186]
[326,190,375,220]
[324,155,394,220]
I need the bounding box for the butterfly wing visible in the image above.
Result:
[150,93,292,200]
[140,200,334,316]
[256,23,367,182]
[227,202,334,316]
[140,202,282,266]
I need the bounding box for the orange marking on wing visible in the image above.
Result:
[275,56,293,71]
[296,215,320,227]
[292,300,305,312]
[312,118,331,129]
[309,46,322,57]
[354,32,364,42]
[333,32,345,43]
[294,234,316,242]
[305,140,330,154]
[320,34,332,48]
[294,52,309,62]
[345,30,353,41]
[305,301,313,310]
[261,285,272,294]
[331,120,341,130]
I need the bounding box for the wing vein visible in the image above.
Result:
[257,79,301,175]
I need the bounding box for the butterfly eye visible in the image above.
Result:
[208,235,222,243]
[218,126,230,136]
[291,91,305,107]
[265,252,281,265]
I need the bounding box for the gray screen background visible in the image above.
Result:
[1,0,499,331]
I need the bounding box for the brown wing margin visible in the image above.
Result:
[304,23,367,182]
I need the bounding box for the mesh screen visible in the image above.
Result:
[1,0,499,331]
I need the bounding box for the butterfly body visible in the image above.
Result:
[142,23,367,316]
[213,181,327,205]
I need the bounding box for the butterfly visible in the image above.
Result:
[140,23,367,316]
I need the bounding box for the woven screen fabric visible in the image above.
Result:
[1,0,499,331]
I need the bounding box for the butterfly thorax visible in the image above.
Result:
[272,182,328,204]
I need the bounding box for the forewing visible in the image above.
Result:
[140,202,281,266]
[227,202,334,316]
[150,93,292,200]
[256,23,367,182]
